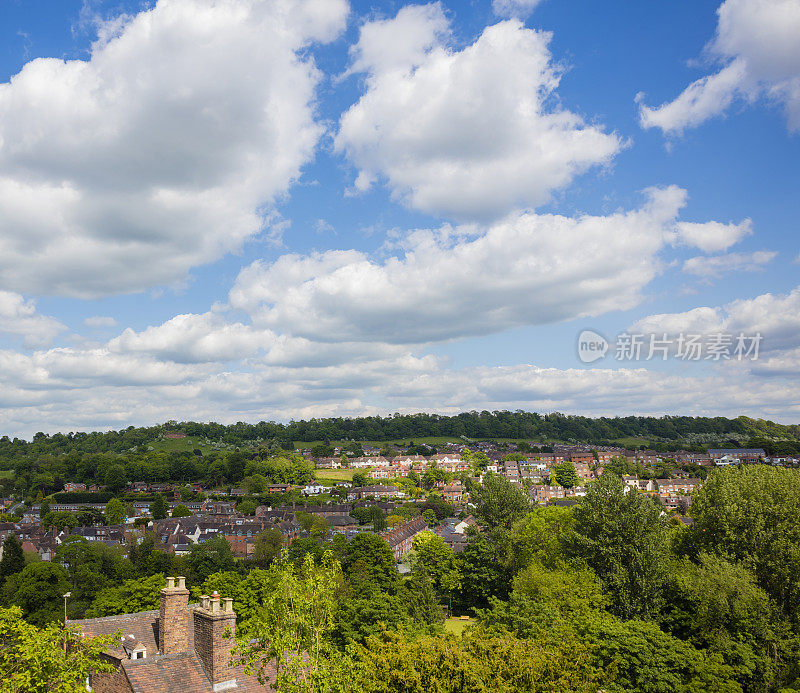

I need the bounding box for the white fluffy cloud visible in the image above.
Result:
[639,0,800,134]
[682,250,776,278]
[228,186,741,343]
[0,345,799,437]
[672,219,752,253]
[336,5,622,220]
[631,284,800,354]
[0,0,347,297]
[0,291,65,347]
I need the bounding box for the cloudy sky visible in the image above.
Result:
[0,0,798,437]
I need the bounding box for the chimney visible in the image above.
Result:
[159,576,189,654]
[194,591,238,690]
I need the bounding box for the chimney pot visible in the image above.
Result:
[159,576,189,654]
[176,576,186,590]
[193,591,237,686]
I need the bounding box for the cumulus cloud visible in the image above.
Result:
[0,345,798,438]
[682,250,776,278]
[228,186,738,344]
[0,291,65,347]
[0,0,347,297]
[672,218,753,253]
[631,284,800,355]
[639,0,800,134]
[336,5,622,220]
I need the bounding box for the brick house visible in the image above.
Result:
[347,485,403,501]
[380,516,428,561]
[70,576,274,691]
[655,478,702,495]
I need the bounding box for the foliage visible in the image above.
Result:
[410,531,461,597]
[0,535,25,582]
[253,528,284,568]
[352,627,606,693]
[552,461,580,488]
[507,505,574,572]
[343,533,398,592]
[149,494,168,521]
[104,498,128,525]
[235,552,349,692]
[2,562,71,626]
[187,536,236,583]
[171,503,193,518]
[85,573,165,617]
[0,605,118,693]
[566,473,669,620]
[688,465,800,625]
[470,472,532,530]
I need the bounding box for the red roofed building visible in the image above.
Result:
[70,576,274,692]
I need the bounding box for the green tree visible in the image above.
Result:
[2,562,71,626]
[253,528,284,568]
[552,461,580,488]
[235,552,353,691]
[688,465,800,625]
[344,533,398,591]
[103,464,127,492]
[171,503,193,518]
[470,472,532,530]
[85,573,166,617]
[104,498,127,525]
[456,533,512,611]
[0,535,25,582]
[507,505,574,571]
[352,471,369,487]
[402,565,444,627]
[237,499,258,516]
[149,494,168,521]
[227,451,246,482]
[565,473,668,620]
[187,536,236,583]
[411,531,461,598]
[0,605,117,692]
[41,511,78,532]
[354,628,606,693]
[242,474,268,495]
[39,499,50,519]
[422,509,437,526]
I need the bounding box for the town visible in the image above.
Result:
[0,435,782,564]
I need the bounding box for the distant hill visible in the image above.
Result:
[2,411,799,456]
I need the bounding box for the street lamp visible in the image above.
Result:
[63,592,71,654]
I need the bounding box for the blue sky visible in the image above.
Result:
[0,0,798,437]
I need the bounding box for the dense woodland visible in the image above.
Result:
[3,465,800,692]
[0,411,799,459]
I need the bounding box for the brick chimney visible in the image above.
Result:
[194,591,238,690]
[159,576,189,654]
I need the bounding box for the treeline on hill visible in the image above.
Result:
[0,411,799,458]
[0,444,315,501]
[4,466,800,692]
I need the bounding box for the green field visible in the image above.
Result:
[315,468,355,482]
[0,469,13,478]
[444,617,475,635]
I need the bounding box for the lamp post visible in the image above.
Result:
[63,592,71,654]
